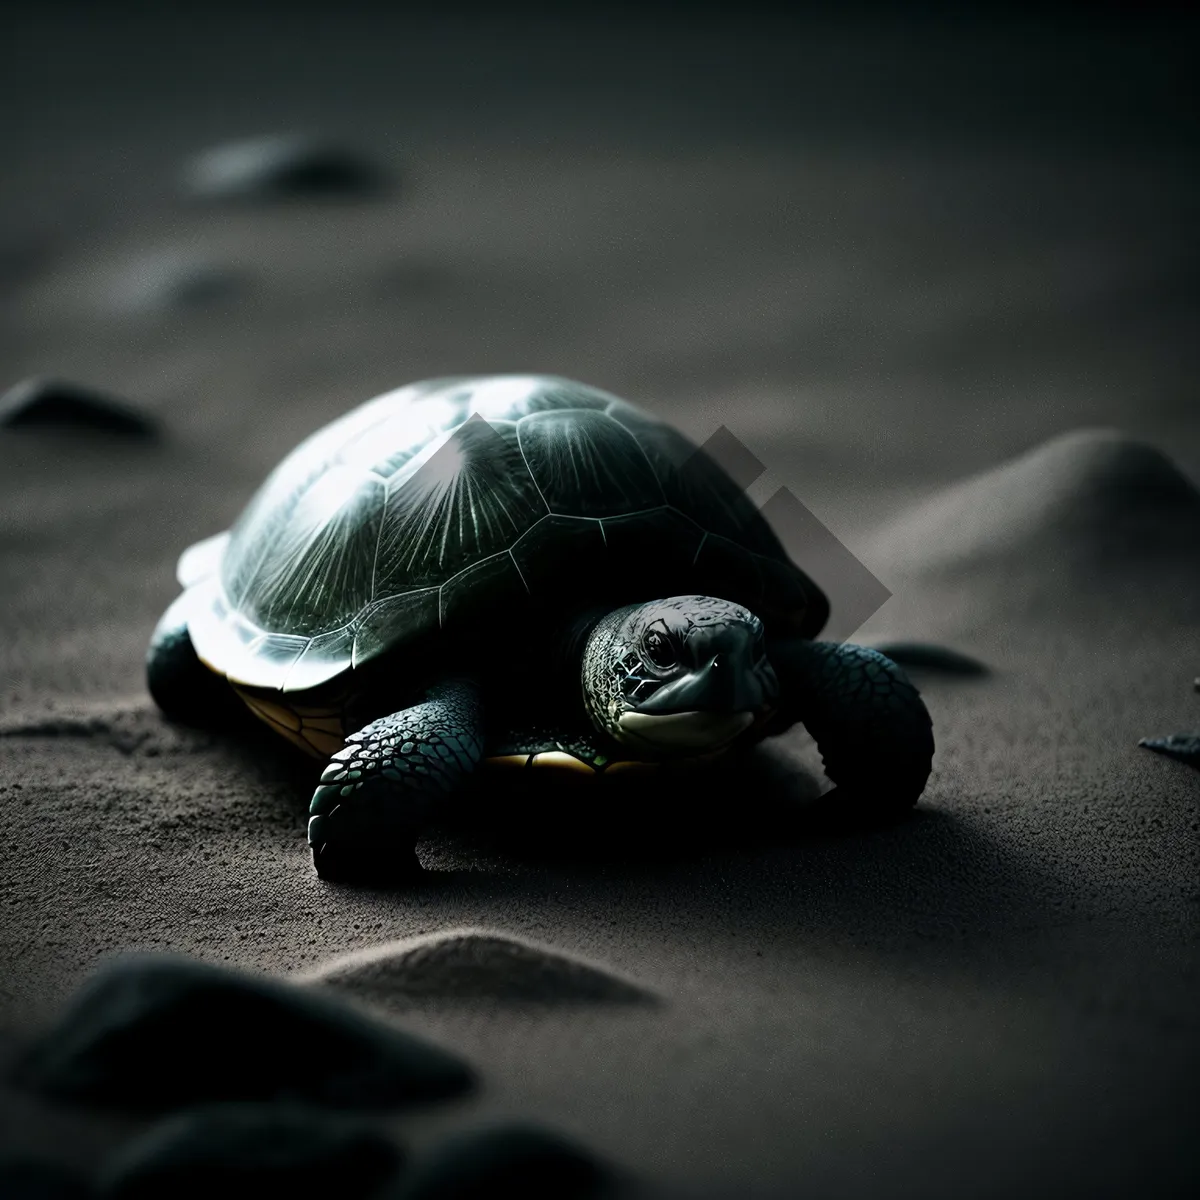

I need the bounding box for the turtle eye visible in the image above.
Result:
[642,628,677,670]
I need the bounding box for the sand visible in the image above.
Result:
[1,5,1197,1197]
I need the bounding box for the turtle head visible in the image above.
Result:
[581,596,779,757]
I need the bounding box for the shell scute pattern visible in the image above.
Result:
[372,416,546,595]
[516,407,664,518]
[187,376,821,691]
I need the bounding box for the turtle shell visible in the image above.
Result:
[183,375,828,692]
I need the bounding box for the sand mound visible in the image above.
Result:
[859,429,1200,642]
[300,929,657,1009]
[873,428,1200,576]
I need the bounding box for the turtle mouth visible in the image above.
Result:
[616,709,755,752]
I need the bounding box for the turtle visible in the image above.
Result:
[147,375,935,877]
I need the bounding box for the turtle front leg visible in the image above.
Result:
[307,678,484,880]
[772,640,934,816]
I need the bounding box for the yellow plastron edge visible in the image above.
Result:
[483,749,728,779]
[232,685,346,760]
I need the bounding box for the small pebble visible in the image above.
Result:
[103,251,242,315]
[183,134,389,201]
[1138,733,1200,768]
[0,378,156,436]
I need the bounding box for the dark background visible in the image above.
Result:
[4,2,1197,525]
[1,4,1197,1198]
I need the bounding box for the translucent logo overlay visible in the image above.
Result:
[685,426,890,644]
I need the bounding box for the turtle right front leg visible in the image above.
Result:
[307,678,484,880]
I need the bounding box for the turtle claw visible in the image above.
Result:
[310,782,346,815]
[306,787,423,878]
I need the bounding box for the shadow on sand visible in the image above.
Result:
[131,704,1062,952]
[309,744,1064,956]
[437,747,863,866]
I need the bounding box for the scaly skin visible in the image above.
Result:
[307,679,484,878]
[150,595,937,875]
[581,596,775,750]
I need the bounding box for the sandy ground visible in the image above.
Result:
[1,5,1197,1197]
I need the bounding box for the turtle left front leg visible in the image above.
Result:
[307,678,484,880]
[771,639,935,817]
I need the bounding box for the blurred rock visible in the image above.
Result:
[103,251,243,315]
[11,953,474,1111]
[97,1104,403,1200]
[391,1123,613,1200]
[0,378,157,436]
[183,134,390,201]
[0,1159,93,1199]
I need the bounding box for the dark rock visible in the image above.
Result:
[391,1124,612,1200]
[304,930,658,1009]
[183,135,389,201]
[1138,733,1200,769]
[11,953,474,1112]
[0,1159,93,1199]
[0,379,156,436]
[865,641,989,676]
[97,1104,403,1200]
